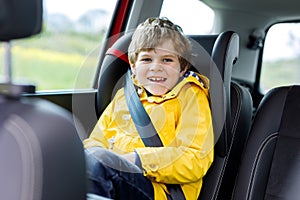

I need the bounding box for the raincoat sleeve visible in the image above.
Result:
[83,100,114,149]
[135,84,214,184]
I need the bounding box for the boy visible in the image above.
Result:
[84,17,214,200]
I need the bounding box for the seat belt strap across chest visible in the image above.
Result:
[124,70,163,147]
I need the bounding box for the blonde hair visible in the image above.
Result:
[128,17,191,70]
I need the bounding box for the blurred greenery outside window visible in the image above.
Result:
[261,23,300,94]
[0,0,117,92]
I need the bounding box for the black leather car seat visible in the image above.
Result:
[232,85,300,200]
[0,97,86,200]
[96,31,253,200]
[191,32,253,200]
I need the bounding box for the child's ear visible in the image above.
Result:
[179,65,189,77]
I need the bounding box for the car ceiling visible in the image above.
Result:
[203,0,300,19]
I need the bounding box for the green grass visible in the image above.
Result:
[0,32,102,91]
[261,58,300,92]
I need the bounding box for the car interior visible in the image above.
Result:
[1,0,300,199]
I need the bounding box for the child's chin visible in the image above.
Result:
[148,89,168,96]
[145,85,170,96]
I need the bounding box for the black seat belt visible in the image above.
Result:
[124,69,186,200]
[124,70,163,147]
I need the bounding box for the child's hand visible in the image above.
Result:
[122,152,136,163]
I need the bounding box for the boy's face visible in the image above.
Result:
[130,40,187,96]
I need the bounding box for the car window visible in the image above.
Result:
[260,23,300,94]
[160,0,214,35]
[0,0,117,92]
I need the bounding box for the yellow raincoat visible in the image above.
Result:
[84,72,214,200]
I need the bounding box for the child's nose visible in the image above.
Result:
[149,62,163,71]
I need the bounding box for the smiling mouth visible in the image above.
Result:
[148,77,167,82]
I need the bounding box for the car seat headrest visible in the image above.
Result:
[0,0,42,41]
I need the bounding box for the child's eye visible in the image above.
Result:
[163,58,173,62]
[140,58,152,62]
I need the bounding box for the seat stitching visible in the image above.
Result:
[245,132,278,200]
[230,83,242,135]
[208,85,243,200]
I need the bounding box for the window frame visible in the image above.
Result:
[258,21,300,95]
